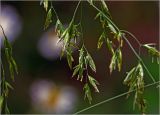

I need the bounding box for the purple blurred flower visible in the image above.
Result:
[0,4,22,46]
[37,28,63,60]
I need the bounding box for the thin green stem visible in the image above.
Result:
[122,35,156,83]
[73,80,160,114]
[120,30,142,56]
[71,0,81,24]
[88,1,120,32]
[120,30,141,46]
[51,2,59,20]
[0,25,7,40]
[138,46,141,57]
[1,62,5,96]
[79,1,84,45]
[100,0,112,18]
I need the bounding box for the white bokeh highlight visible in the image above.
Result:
[0,4,22,46]
[38,28,63,60]
[30,79,78,114]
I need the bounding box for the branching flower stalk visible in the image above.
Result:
[41,0,159,114]
[89,1,159,113]
[72,45,99,104]
[89,0,157,82]
[0,25,18,114]
[43,0,100,104]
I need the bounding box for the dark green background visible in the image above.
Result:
[1,1,159,114]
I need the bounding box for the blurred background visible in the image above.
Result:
[0,1,159,114]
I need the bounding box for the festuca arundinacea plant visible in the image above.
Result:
[0,0,160,114]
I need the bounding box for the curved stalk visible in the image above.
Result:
[120,30,142,46]
[120,30,142,56]
[122,35,156,83]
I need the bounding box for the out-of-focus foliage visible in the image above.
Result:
[0,25,18,114]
